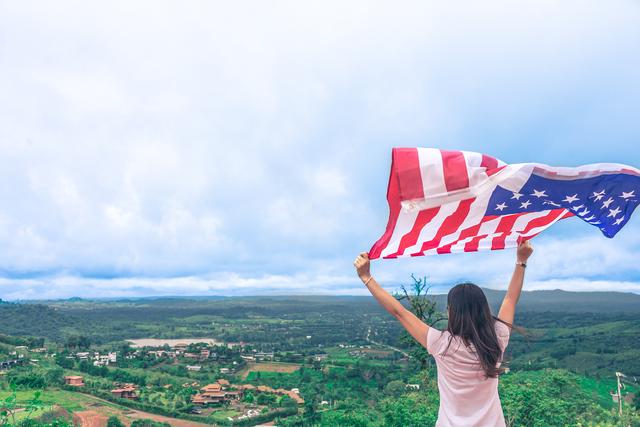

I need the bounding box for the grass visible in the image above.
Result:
[210,409,241,421]
[246,371,295,381]
[0,388,121,413]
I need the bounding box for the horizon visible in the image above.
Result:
[1,1,639,299]
[4,286,640,303]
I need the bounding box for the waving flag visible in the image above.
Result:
[369,148,640,259]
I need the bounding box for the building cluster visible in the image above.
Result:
[190,379,304,406]
[0,359,25,370]
[348,348,393,359]
[146,345,216,361]
[65,374,137,401]
[239,351,274,362]
[73,351,117,366]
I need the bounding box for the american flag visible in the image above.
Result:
[369,148,640,259]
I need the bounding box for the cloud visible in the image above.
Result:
[0,1,639,298]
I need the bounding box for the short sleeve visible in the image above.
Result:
[426,327,444,355]
[495,321,511,351]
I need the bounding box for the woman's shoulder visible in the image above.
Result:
[426,326,447,355]
[494,319,511,337]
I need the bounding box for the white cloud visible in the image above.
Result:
[0,1,639,298]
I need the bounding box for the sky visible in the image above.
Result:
[1,0,639,299]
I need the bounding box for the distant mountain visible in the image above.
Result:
[479,288,640,313]
[12,289,640,313]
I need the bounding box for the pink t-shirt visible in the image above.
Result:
[426,321,510,427]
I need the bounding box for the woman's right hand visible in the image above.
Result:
[517,240,533,263]
[353,252,371,282]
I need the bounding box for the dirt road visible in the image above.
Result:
[74,394,211,427]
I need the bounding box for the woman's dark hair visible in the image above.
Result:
[443,282,510,379]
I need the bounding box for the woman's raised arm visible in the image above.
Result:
[354,252,430,349]
[498,240,534,325]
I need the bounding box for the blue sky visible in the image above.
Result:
[1,1,639,299]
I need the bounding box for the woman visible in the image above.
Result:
[353,240,533,427]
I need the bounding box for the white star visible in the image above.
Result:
[520,200,531,209]
[495,202,507,211]
[620,190,635,200]
[591,190,605,201]
[578,208,590,217]
[607,207,621,218]
[589,221,601,225]
[614,216,625,225]
[563,194,579,203]
[543,201,561,207]
[601,197,614,209]
[571,204,585,211]
[511,192,523,200]
[531,189,547,198]
[584,215,596,221]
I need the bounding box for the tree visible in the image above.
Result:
[393,274,441,368]
[130,420,170,427]
[279,395,297,408]
[107,416,125,427]
[256,393,276,406]
[383,380,406,398]
[303,398,319,424]
[379,391,438,427]
[55,354,75,369]
[320,410,372,427]
[45,367,64,387]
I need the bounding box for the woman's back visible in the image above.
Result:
[427,321,511,427]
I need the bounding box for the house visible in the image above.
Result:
[611,391,636,404]
[64,376,84,387]
[201,383,223,393]
[219,367,230,374]
[191,394,211,405]
[111,386,138,400]
[186,365,202,372]
[255,352,274,361]
[217,379,230,387]
[184,352,200,360]
[200,349,210,359]
[192,391,224,404]
[405,384,420,390]
[75,352,90,360]
[199,384,225,403]
[285,390,305,405]
[94,352,117,367]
